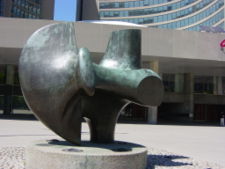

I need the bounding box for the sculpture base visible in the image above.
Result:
[26,140,147,169]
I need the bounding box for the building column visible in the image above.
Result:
[213,76,223,95]
[213,76,218,95]
[184,73,194,119]
[147,61,159,124]
[175,73,184,93]
[3,65,14,115]
[147,107,157,124]
[218,76,223,95]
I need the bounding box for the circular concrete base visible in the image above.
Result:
[26,140,147,169]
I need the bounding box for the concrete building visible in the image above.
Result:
[99,0,225,31]
[78,0,225,31]
[75,0,225,123]
[0,17,224,124]
[0,0,54,19]
[0,0,54,115]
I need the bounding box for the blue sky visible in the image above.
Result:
[54,0,76,21]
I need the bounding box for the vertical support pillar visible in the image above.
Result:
[147,107,158,124]
[217,76,223,95]
[213,76,223,95]
[3,65,14,115]
[184,73,194,120]
[148,61,159,124]
[175,73,184,93]
[213,76,218,95]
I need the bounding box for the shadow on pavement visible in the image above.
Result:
[0,114,37,121]
[157,121,221,127]
[0,134,54,137]
[118,120,221,127]
[147,154,192,169]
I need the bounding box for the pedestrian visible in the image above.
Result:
[220,112,224,126]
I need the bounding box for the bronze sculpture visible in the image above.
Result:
[19,23,163,145]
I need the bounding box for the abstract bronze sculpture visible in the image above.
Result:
[19,23,163,145]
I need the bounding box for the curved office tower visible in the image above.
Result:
[98,0,225,31]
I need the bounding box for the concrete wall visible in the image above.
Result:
[74,22,225,62]
[40,0,55,19]
[76,0,99,21]
[0,17,225,75]
[0,17,225,73]
[0,18,56,64]
[74,22,225,76]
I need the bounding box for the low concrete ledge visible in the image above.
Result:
[26,140,147,169]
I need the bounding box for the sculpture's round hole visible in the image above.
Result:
[111,148,131,152]
[47,139,60,144]
[62,148,83,153]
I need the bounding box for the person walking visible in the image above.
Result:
[220,112,224,126]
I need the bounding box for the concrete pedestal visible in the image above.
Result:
[26,140,147,169]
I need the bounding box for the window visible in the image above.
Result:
[194,76,213,94]
[10,0,41,19]
[163,74,175,92]
[0,65,6,84]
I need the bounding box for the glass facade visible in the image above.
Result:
[0,0,3,16]
[99,0,225,31]
[11,0,41,19]
[0,65,28,115]
[194,76,214,94]
[0,0,54,19]
[162,73,175,92]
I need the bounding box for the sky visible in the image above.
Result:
[54,0,76,21]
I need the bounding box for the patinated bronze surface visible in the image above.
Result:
[19,23,163,145]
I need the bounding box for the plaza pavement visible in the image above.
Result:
[0,118,224,167]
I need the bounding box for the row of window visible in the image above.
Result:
[108,0,223,30]
[0,65,28,112]
[185,11,224,31]
[1,65,224,95]
[0,65,19,85]
[100,0,178,9]
[1,65,225,112]
[101,0,222,23]
[194,76,214,94]
[163,74,225,94]
[100,0,201,17]
[33,0,40,4]
[11,6,40,17]
[158,8,224,30]
[13,0,41,6]
[216,22,225,28]
[11,0,41,18]
[13,0,41,9]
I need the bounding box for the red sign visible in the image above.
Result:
[220,39,225,48]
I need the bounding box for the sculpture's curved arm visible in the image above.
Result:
[93,64,163,106]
